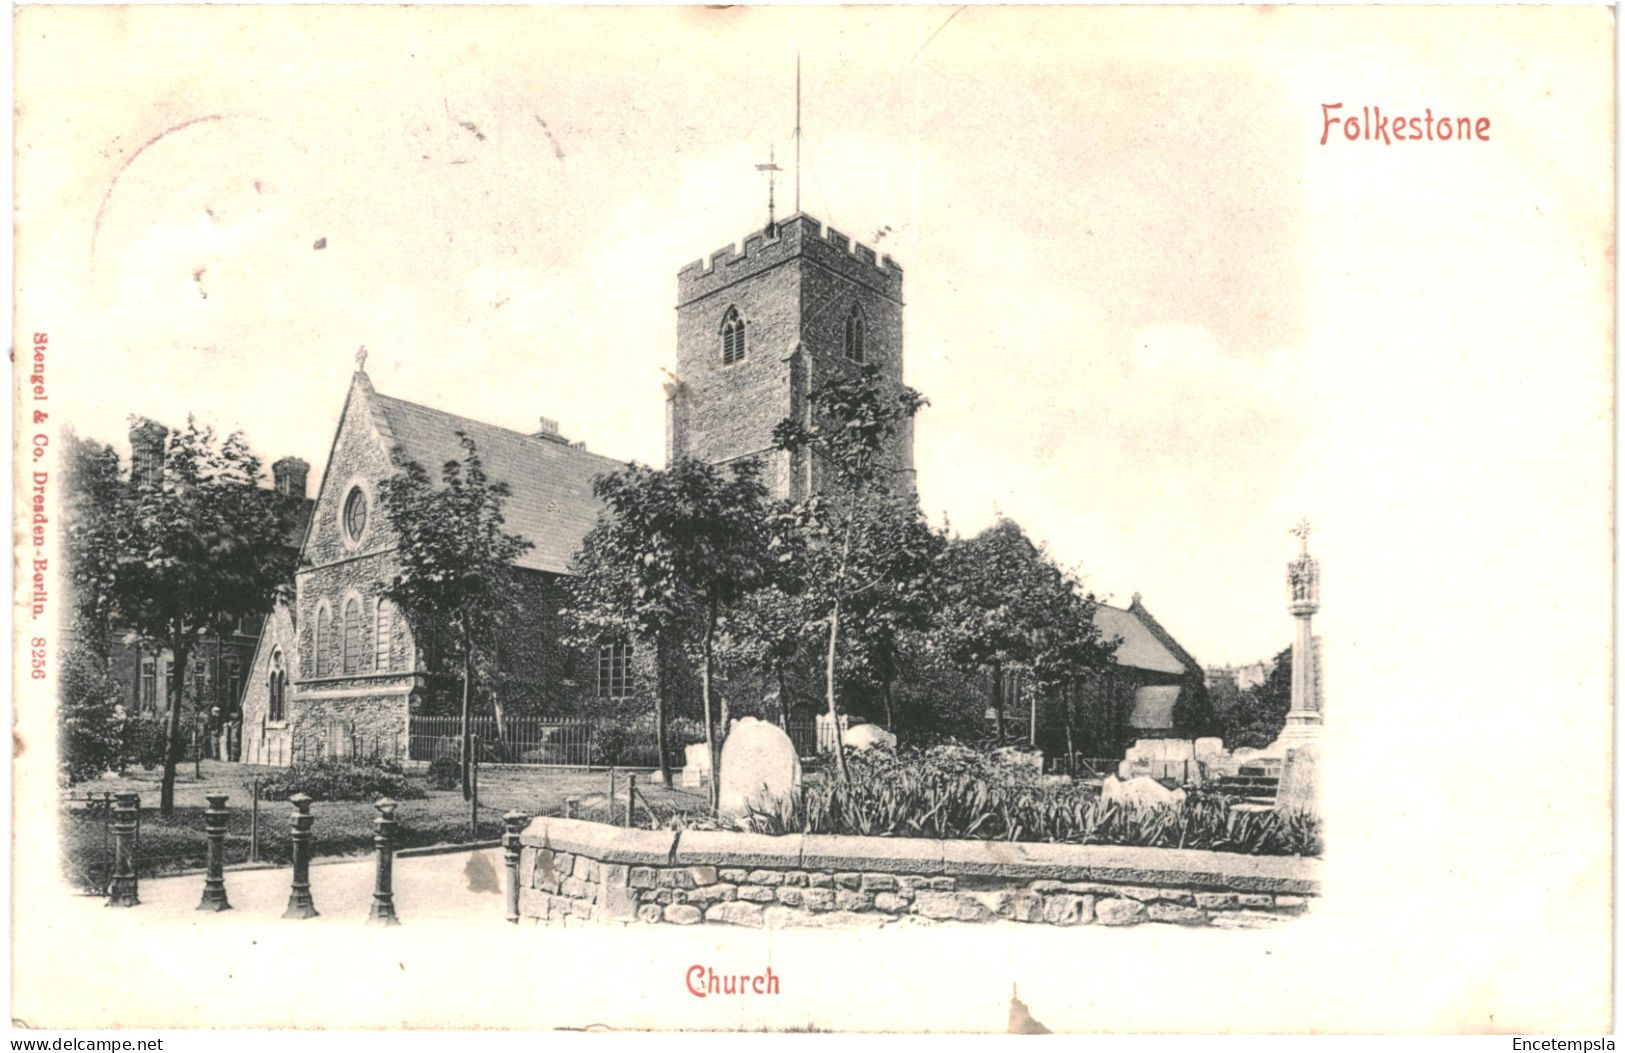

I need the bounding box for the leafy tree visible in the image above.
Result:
[113,420,297,815]
[1029,579,1118,758]
[1220,647,1292,748]
[1171,677,1220,739]
[935,518,1076,740]
[61,430,124,659]
[377,432,534,799]
[567,458,779,807]
[58,640,127,783]
[773,364,928,783]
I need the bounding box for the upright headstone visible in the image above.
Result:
[717,717,802,821]
[1274,745,1320,817]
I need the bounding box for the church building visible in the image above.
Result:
[239,213,1199,764]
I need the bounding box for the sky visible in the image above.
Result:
[13,5,1608,669]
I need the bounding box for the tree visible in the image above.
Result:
[567,457,779,808]
[113,420,297,816]
[773,364,928,783]
[1221,647,1292,748]
[1029,579,1118,759]
[61,430,124,659]
[377,433,534,799]
[58,640,127,784]
[935,518,1073,740]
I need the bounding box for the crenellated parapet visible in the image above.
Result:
[677,213,903,307]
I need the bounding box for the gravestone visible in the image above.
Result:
[679,741,712,788]
[843,723,897,751]
[1274,745,1320,816]
[717,717,802,821]
[1101,775,1187,809]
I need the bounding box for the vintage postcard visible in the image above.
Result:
[10,4,1614,1035]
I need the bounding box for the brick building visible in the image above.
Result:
[106,417,312,756]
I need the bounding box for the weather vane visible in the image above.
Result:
[756,143,783,235]
[356,345,369,372]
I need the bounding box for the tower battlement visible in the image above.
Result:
[677,213,903,306]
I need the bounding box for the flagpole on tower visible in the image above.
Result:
[795,51,802,216]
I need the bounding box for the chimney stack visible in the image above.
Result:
[273,456,311,498]
[532,417,569,444]
[129,418,169,489]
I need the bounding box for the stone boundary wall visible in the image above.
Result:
[517,818,1320,931]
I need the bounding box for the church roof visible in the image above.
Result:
[368,388,628,575]
[1091,603,1191,676]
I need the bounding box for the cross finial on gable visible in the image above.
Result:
[356,345,369,373]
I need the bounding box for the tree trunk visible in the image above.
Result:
[159,637,190,817]
[991,662,1005,741]
[882,677,895,732]
[654,660,673,788]
[460,624,473,802]
[824,598,849,785]
[1063,683,1077,774]
[1028,671,1038,747]
[775,665,792,731]
[701,597,720,810]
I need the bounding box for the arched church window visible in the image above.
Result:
[844,305,866,363]
[315,605,331,677]
[376,598,394,672]
[269,649,286,723]
[343,597,362,675]
[720,307,746,366]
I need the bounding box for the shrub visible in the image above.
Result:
[739,746,1321,857]
[124,718,168,772]
[258,758,425,802]
[59,646,127,783]
[426,756,461,791]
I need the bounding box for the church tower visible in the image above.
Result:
[666,214,914,500]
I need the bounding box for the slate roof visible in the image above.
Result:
[1092,603,1189,676]
[367,388,628,575]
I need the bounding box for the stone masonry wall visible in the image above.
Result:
[517,818,1318,931]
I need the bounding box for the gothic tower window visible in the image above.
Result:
[315,604,331,677]
[342,597,362,675]
[844,305,865,363]
[597,640,633,701]
[720,306,746,366]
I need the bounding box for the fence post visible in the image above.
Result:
[626,774,636,827]
[250,778,261,864]
[502,810,529,924]
[283,793,319,920]
[468,734,480,838]
[368,798,401,926]
[106,792,141,908]
[197,794,232,912]
[607,768,617,827]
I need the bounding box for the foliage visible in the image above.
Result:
[257,758,425,802]
[58,643,127,783]
[1220,647,1292,749]
[1171,678,1221,739]
[567,457,782,806]
[60,431,125,658]
[124,718,168,771]
[425,756,462,791]
[739,746,1321,857]
[378,432,534,797]
[936,519,1114,739]
[111,418,300,815]
[772,365,933,781]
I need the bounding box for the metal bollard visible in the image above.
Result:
[106,792,141,908]
[282,793,319,919]
[368,798,400,926]
[197,793,232,912]
[502,810,530,924]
